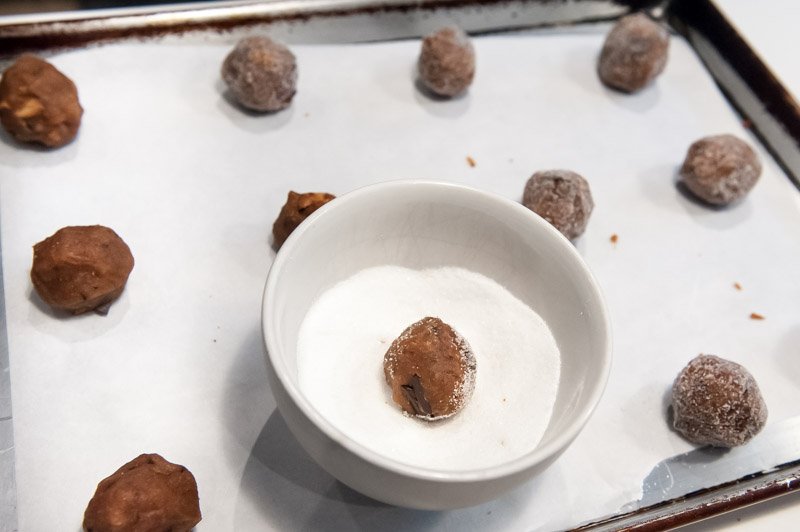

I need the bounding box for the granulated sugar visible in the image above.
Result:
[296,266,561,471]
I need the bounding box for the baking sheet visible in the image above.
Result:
[712,0,800,103]
[1,26,799,531]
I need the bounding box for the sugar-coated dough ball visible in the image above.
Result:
[418,26,475,97]
[672,354,768,447]
[83,453,201,532]
[384,317,476,420]
[598,13,669,93]
[272,191,335,249]
[522,170,594,240]
[31,225,134,315]
[680,134,762,205]
[221,36,297,112]
[0,54,83,147]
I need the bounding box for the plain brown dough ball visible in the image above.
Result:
[272,191,335,249]
[680,134,762,205]
[221,36,297,112]
[522,170,594,240]
[672,354,768,447]
[383,317,476,420]
[418,27,475,97]
[598,13,669,93]
[31,225,134,315]
[0,54,83,147]
[83,453,201,532]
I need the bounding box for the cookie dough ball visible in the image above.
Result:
[523,170,594,240]
[598,13,669,93]
[83,453,201,532]
[272,191,335,249]
[221,36,297,112]
[384,317,476,420]
[672,354,768,447]
[680,134,762,205]
[418,26,475,97]
[0,54,83,148]
[31,225,134,315]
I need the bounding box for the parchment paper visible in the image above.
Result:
[1,26,799,531]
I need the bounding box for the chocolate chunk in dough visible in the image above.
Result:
[384,317,477,420]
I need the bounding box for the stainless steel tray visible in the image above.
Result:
[1,1,798,530]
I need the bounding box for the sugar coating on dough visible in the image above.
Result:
[384,317,477,421]
[680,134,762,205]
[598,13,669,93]
[672,354,768,447]
[221,36,297,112]
[522,170,594,240]
[418,26,475,97]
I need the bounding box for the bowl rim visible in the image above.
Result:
[262,179,612,483]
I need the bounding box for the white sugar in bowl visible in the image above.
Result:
[262,180,611,510]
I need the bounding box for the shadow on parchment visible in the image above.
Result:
[227,327,540,529]
[772,324,800,383]
[0,124,80,168]
[413,77,472,119]
[233,396,539,530]
[235,410,447,530]
[561,42,662,114]
[26,285,130,341]
[214,79,295,134]
[637,163,754,230]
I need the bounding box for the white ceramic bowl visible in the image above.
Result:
[262,180,611,510]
